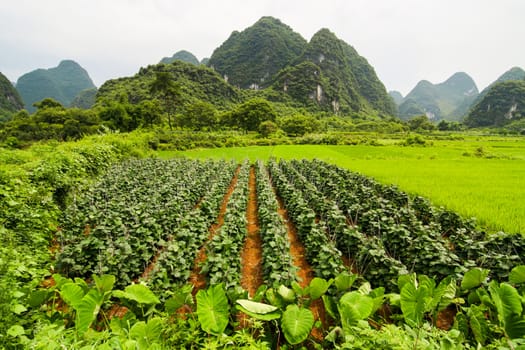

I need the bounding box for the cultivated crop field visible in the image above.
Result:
[169,137,525,233]
[45,156,525,348]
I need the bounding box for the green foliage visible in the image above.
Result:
[16,60,96,113]
[281,305,314,344]
[160,50,200,65]
[70,87,97,109]
[196,284,230,335]
[179,100,218,130]
[258,120,279,137]
[407,115,437,131]
[274,28,395,116]
[225,98,277,131]
[279,114,321,136]
[0,71,24,115]
[208,16,307,89]
[97,60,242,115]
[465,80,525,127]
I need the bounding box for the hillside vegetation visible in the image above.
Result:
[464,80,525,127]
[0,72,24,120]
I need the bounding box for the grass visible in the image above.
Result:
[160,136,525,234]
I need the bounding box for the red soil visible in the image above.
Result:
[188,166,240,295]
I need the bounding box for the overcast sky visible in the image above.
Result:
[1,0,523,95]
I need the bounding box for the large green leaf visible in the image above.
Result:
[338,291,374,333]
[113,284,160,305]
[509,265,525,285]
[467,305,489,345]
[129,317,163,348]
[236,299,278,314]
[430,276,457,312]
[504,314,525,339]
[76,289,104,336]
[236,300,281,321]
[461,268,489,290]
[277,285,296,303]
[60,282,85,308]
[196,284,229,335]
[281,305,314,345]
[93,274,115,293]
[489,281,525,338]
[400,282,430,328]
[309,277,330,300]
[334,272,357,292]
[489,282,522,321]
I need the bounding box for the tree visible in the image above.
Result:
[407,115,436,131]
[258,120,279,137]
[182,101,218,130]
[227,98,277,132]
[279,114,321,136]
[150,71,180,130]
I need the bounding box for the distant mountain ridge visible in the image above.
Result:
[160,50,200,65]
[398,72,478,121]
[16,60,95,113]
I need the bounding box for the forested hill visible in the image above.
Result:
[398,72,478,121]
[97,61,243,110]
[464,80,525,127]
[0,72,24,120]
[160,50,200,65]
[16,60,96,113]
[468,67,525,112]
[208,16,307,90]
[270,28,396,116]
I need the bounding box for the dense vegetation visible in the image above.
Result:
[271,28,396,116]
[16,60,96,113]
[208,16,307,90]
[3,146,524,348]
[69,87,97,109]
[0,72,24,120]
[469,67,525,109]
[464,80,525,127]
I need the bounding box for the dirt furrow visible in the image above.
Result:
[240,166,264,297]
[188,166,240,294]
[274,195,326,341]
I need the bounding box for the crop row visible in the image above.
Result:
[272,159,406,289]
[283,159,525,287]
[201,161,251,291]
[255,160,297,287]
[143,161,238,296]
[56,158,234,287]
[267,159,345,280]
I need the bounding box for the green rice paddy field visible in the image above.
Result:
[162,137,525,234]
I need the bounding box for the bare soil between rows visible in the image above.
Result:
[240,166,264,297]
[189,166,240,294]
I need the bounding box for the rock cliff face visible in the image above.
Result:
[272,28,396,115]
[16,60,95,112]
[0,71,24,118]
[398,72,479,121]
[464,80,525,127]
